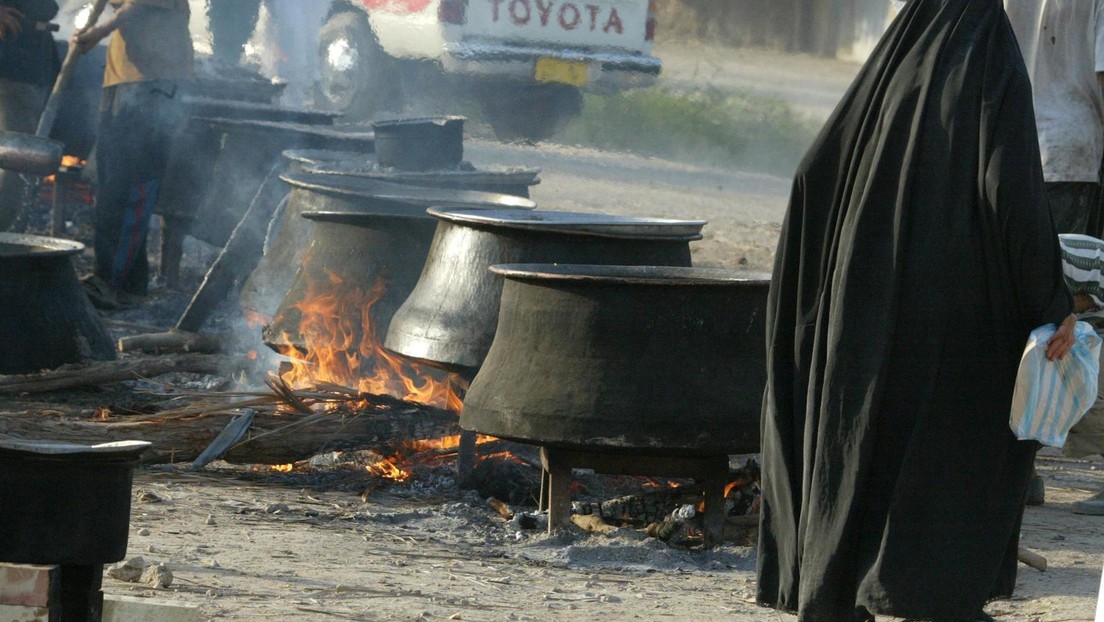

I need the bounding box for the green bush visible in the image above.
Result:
[557,87,818,175]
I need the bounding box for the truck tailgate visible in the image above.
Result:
[462,0,650,53]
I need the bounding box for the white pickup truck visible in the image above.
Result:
[319,0,661,140]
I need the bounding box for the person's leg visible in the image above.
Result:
[208,0,263,65]
[0,79,49,230]
[93,85,132,290]
[93,81,183,299]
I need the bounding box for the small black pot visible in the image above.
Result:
[372,116,465,171]
[0,440,150,565]
[0,234,115,374]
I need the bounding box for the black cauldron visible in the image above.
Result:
[372,116,465,171]
[0,439,150,565]
[0,234,115,374]
[460,265,771,456]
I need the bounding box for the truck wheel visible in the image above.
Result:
[482,84,583,143]
[315,10,398,120]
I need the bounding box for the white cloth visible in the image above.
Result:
[1010,322,1102,447]
[1004,0,1104,182]
[1060,233,1104,310]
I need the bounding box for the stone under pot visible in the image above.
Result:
[240,171,536,321]
[460,264,771,456]
[0,233,115,374]
[383,209,706,375]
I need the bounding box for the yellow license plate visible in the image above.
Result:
[534,58,589,87]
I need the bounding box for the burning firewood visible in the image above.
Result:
[0,376,461,465]
[116,330,225,355]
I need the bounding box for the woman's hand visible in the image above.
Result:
[0,7,24,40]
[1046,313,1078,361]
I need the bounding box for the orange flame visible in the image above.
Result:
[244,310,272,330]
[366,457,409,481]
[274,270,459,409]
[270,464,294,472]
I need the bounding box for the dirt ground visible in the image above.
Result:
[72,446,1089,622]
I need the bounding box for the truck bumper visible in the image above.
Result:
[440,40,661,91]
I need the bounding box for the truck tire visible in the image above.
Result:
[315,10,399,120]
[481,84,583,143]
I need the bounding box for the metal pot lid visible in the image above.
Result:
[489,264,772,285]
[195,117,375,141]
[372,115,466,130]
[0,232,84,257]
[302,209,435,224]
[306,160,541,185]
[280,171,536,210]
[0,439,151,457]
[283,149,372,168]
[428,208,706,240]
[184,96,339,122]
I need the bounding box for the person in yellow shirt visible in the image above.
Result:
[73,0,192,308]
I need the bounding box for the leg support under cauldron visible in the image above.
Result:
[538,447,729,547]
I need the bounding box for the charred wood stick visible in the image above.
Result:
[0,354,230,395]
[572,486,704,526]
[0,402,460,465]
[1017,546,1047,572]
[117,330,224,354]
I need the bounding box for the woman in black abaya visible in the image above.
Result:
[756,0,1076,620]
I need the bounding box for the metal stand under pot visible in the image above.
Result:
[0,439,150,621]
[460,265,771,546]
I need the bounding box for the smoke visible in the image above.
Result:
[242,0,330,107]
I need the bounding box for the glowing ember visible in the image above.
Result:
[273,270,459,409]
[366,457,409,481]
[271,464,294,472]
[244,310,272,330]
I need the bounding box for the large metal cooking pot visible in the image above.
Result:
[262,211,438,355]
[240,172,536,320]
[0,439,149,565]
[0,234,115,374]
[461,265,771,456]
[383,209,706,374]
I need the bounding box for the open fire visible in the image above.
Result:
[270,269,461,412]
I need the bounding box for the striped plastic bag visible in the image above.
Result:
[1010,322,1102,447]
